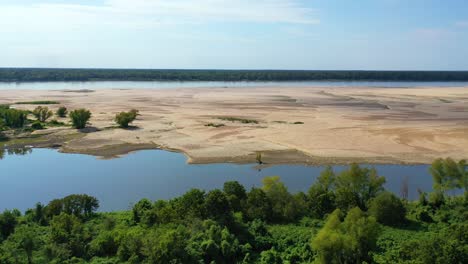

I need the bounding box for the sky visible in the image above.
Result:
[0,0,467,70]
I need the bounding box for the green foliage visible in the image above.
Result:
[114,110,138,128]
[48,119,67,126]
[56,106,68,117]
[32,106,53,122]
[308,166,337,218]
[430,158,467,193]
[223,181,247,212]
[368,191,406,226]
[45,194,99,220]
[262,176,305,222]
[15,101,59,105]
[0,210,19,241]
[334,164,386,211]
[0,108,27,128]
[219,117,259,124]
[312,208,380,264]
[205,123,225,127]
[69,109,92,129]
[245,188,272,221]
[31,121,44,130]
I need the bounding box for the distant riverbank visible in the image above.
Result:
[2,80,468,90]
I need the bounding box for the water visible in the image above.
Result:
[0,148,433,212]
[0,80,467,90]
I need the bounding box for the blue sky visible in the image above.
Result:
[1,0,467,70]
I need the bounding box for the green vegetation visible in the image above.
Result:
[32,106,53,122]
[293,121,304,124]
[69,109,92,129]
[15,101,59,105]
[31,121,44,130]
[0,160,465,263]
[48,119,67,127]
[219,117,259,124]
[56,106,68,118]
[1,68,468,82]
[114,110,138,128]
[205,123,225,128]
[0,106,27,129]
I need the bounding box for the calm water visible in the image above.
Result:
[1,80,468,90]
[0,148,432,212]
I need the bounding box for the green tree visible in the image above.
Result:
[175,188,206,219]
[115,110,138,128]
[132,199,153,224]
[430,158,467,193]
[69,109,91,129]
[312,207,380,264]
[335,164,386,211]
[262,176,304,222]
[0,210,19,241]
[244,188,272,221]
[368,191,406,226]
[308,166,337,218]
[204,190,232,224]
[32,106,53,122]
[2,109,27,128]
[223,181,247,212]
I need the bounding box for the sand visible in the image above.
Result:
[1,86,467,164]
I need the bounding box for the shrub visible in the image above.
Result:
[2,109,27,128]
[115,110,138,128]
[32,106,53,122]
[31,121,44,130]
[48,119,66,126]
[368,192,406,226]
[56,106,68,117]
[69,109,91,129]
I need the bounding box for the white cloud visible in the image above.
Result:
[0,0,319,33]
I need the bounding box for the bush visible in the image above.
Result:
[31,121,44,130]
[32,106,53,122]
[1,109,27,128]
[114,110,138,128]
[56,107,68,117]
[69,109,91,129]
[368,192,406,226]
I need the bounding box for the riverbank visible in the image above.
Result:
[1,86,468,164]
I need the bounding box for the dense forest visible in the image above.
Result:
[1,68,468,82]
[0,159,466,263]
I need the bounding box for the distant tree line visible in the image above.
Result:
[1,68,468,82]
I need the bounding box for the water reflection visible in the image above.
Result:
[0,147,32,159]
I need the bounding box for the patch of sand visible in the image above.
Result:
[1,86,468,164]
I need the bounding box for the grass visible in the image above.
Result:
[47,120,67,127]
[205,123,225,128]
[15,100,60,105]
[219,117,259,124]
